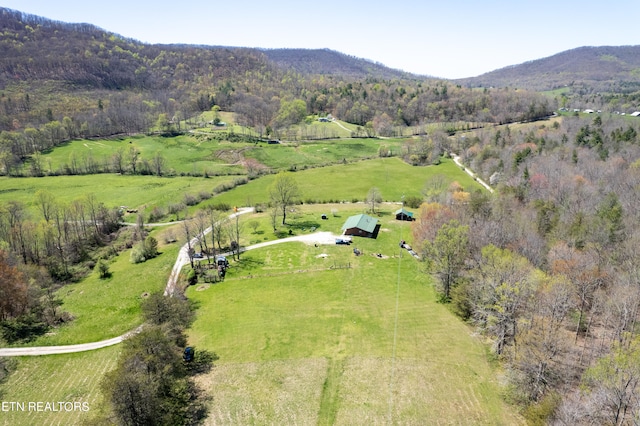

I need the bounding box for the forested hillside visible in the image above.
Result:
[261,48,413,78]
[411,112,640,424]
[459,45,640,94]
[0,7,553,174]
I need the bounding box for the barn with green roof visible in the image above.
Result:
[341,214,380,239]
[395,208,414,221]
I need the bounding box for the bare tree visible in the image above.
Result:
[366,187,382,214]
[269,172,300,225]
[128,146,140,175]
[181,219,195,269]
[152,152,165,177]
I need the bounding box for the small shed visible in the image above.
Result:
[394,208,414,221]
[341,214,380,239]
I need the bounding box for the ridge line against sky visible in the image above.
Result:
[3,0,639,79]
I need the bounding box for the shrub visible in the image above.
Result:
[183,193,198,206]
[198,191,212,201]
[404,195,423,209]
[97,260,111,279]
[130,245,146,264]
[148,206,165,223]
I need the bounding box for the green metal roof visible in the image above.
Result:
[394,208,414,217]
[341,214,378,233]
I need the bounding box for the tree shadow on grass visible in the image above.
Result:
[287,220,322,231]
[233,257,265,272]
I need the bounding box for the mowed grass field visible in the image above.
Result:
[0,346,119,426]
[186,211,522,425]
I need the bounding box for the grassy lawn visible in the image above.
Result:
[186,210,522,424]
[0,346,119,426]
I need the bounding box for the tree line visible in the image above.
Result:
[99,293,216,425]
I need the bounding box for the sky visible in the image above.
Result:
[3,0,640,79]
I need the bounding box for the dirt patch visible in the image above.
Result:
[371,253,389,259]
[196,285,210,291]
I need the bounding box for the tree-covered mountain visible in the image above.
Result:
[458,45,640,93]
[0,7,553,158]
[261,48,414,79]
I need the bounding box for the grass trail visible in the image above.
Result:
[317,357,344,426]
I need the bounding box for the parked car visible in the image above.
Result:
[183,346,195,362]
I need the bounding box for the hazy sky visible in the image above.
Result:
[3,0,639,79]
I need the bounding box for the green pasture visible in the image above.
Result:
[29,129,406,178]
[0,174,235,215]
[244,138,402,170]
[0,346,119,426]
[209,156,484,207]
[0,143,511,424]
[187,210,521,424]
[35,134,247,176]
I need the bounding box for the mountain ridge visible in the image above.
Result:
[457,45,640,91]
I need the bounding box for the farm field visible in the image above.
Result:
[186,210,522,425]
[27,134,248,176]
[0,173,236,216]
[208,156,480,208]
[0,137,518,424]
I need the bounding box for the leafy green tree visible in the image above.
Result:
[101,327,205,426]
[597,192,624,244]
[274,99,307,127]
[269,172,300,225]
[421,220,469,302]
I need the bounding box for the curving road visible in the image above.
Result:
[0,326,143,357]
[451,153,494,193]
[0,213,340,357]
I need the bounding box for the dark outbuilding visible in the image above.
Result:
[394,208,414,221]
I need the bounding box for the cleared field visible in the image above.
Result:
[0,346,119,426]
[209,156,482,207]
[0,173,236,214]
[186,211,522,425]
[34,135,248,176]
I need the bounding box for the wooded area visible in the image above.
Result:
[414,114,640,424]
